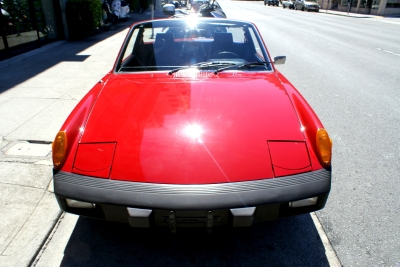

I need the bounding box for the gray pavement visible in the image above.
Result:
[0,6,394,267]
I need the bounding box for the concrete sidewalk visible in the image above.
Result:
[322,9,400,24]
[323,9,377,18]
[321,9,397,18]
[0,11,162,267]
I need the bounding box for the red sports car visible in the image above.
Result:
[52,17,332,232]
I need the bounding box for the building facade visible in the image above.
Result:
[0,0,64,60]
[320,0,400,15]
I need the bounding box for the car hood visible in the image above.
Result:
[78,73,306,184]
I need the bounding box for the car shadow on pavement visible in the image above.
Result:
[0,12,163,95]
[0,31,119,95]
[60,214,330,266]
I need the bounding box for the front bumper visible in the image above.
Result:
[54,168,331,230]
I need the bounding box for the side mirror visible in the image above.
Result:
[274,56,286,65]
[162,4,176,16]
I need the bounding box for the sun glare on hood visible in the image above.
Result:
[174,68,201,78]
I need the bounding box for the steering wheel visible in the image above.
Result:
[217,51,240,58]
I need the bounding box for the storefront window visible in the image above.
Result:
[0,0,47,57]
[359,0,372,8]
[386,0,400,7]
[331,0,339,9]
[371,0,380,8]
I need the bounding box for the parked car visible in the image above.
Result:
[294,0,320,11]
[192,0,207,10]
[52,17,332,232]
[265,0,280,6]
[282,0,295,8]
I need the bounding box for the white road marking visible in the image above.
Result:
[300,25,315,30]
[376,47,400,57]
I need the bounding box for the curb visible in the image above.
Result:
[311,213,343,267]
[322,10,379,18]
[30,212,65,267]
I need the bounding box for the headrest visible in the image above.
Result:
[213,32,233,44]
[155,32,174,44]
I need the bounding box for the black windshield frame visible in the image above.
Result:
[114,18,272,73]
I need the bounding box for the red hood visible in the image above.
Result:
[79,73,305,184]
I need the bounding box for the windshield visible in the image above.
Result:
[116,19,272,73]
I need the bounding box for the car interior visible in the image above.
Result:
[117,22,271,72]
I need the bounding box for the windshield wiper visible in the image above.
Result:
[168,62,236,75]
[214,61,271,74]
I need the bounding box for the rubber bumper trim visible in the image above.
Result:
[54,168,331,210]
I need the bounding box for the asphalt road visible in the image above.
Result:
[218,2,400,266]
[31,3,400,266]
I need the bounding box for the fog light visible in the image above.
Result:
[289,197,318,208]
[66,199,96,209]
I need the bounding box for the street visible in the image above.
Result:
[0,2,399,266]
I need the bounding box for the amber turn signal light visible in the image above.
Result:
[52,131,68,170]
[316,128,332,167]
